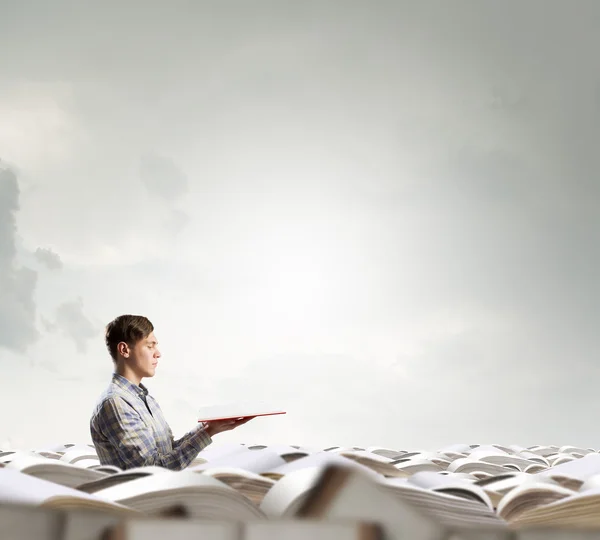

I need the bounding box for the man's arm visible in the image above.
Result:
[97,396,212,471]
[172,419,256,455]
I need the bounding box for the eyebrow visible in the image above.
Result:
[146,340,158,345]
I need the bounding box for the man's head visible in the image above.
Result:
[105,314,161,380]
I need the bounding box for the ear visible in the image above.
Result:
[117,341,130,358]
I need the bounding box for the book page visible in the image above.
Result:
[405,471,493,508]
[0,468,103,505]
[264,452,381,478]
[296,465,443,540]
[259,467,323,517]
[77,467,172,494]
[495,480,575,521]
[92,469,235,502]
[245,444,313,456]
[60,448,99,464]
[192,448,288,474]
[1,451,35,464]
[510,485,600,527]
[200,466,278,484]
[196,443,250,461]
[6,454,106,478]
[537,453,600,481]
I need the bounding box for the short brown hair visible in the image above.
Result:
[105,314,154,362]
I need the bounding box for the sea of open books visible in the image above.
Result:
[3,441,600,539]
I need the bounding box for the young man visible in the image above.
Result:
[90,314,252,470]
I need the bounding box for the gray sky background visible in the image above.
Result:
[1,0,600,451]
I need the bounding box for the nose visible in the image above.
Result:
[155,348,161,358]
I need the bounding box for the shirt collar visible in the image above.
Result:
[112,372,149,399]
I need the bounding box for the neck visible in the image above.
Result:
[115,362,142,386]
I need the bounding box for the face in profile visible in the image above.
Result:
[121,331,161,378]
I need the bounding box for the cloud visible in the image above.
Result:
[0,164,39,353]
[139,152,188,201]
[164,208,191,237]
[138,152,192,239]
[53,297,99,353]
[0,164,18,265]
[34,247,63,270]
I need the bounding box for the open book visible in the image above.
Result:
[506,470,600,528]
[90,468,267,520]
[292,462,445,540]
[0,468,135,517]
[197,402,286,422]
[4,454,107,488]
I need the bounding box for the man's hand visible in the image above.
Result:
[202,416,256,437]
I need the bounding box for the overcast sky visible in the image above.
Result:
[1,0,600,452]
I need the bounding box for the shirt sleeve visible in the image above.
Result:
[97,396,212,471]
[173,423,212,453]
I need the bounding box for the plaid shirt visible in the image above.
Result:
[90,373,211,471]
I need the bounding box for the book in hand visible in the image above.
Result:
[197,402,286,423]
